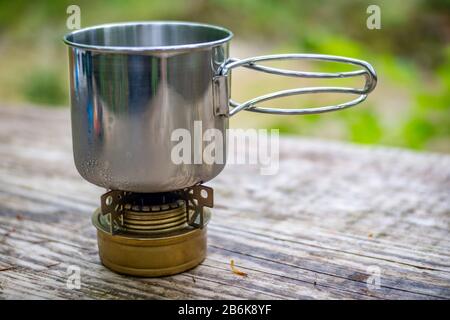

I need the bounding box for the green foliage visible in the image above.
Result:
[401,116,436,150]
[345,108,383,144]
[23,68,67,106]
[0,0,448,151]
[398,46,450,149]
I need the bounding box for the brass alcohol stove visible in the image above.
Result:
[92,186,213,277]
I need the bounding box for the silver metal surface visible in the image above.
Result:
[64,21,377,193]
[65,22,230,192]
[63,21,233,53]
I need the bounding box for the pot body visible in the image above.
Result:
[67,23,230,192]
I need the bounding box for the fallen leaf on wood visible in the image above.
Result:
[230,259,247,277]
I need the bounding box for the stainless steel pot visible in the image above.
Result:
[63,21,377,192]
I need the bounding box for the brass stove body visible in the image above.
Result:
[93,186,213,277]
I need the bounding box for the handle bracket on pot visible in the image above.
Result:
[213,74,230,116]
[218,54,377,116]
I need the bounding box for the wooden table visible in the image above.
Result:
[0,105,449,300]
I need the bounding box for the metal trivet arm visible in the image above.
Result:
[178,185,213,229]
[100,190,129,235]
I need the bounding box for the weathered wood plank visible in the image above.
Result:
[0,105,449,299]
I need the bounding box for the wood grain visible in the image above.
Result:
[0,105,449,299]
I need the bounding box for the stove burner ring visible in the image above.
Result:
[108,198,188,235]
[123,210,186,234]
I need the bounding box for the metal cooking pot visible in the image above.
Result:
[63,21,377,192]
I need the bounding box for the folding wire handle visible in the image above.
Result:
[218,54,377,116]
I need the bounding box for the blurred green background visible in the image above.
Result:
[0,0,449,152]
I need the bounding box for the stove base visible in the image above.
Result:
[92,208,210,277]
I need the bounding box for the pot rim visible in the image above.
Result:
[63,21,233,54]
